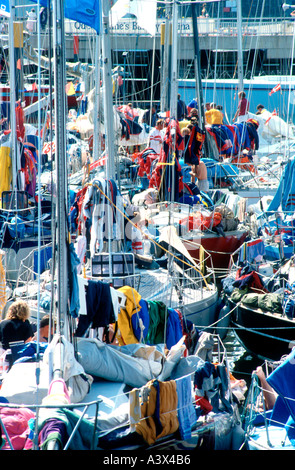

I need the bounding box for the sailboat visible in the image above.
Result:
[0,0,246,451]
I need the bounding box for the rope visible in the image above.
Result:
[231,319,295,344]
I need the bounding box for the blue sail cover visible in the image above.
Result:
[29,0,101,34]
[267,158,295,214]
[267,348,295,444]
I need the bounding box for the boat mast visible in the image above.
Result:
[8,0,17,193]
[161,2,172,113]
[170,0,178,120]
[52,0,69,339]
[237,0,243,92]
[191,2,207,156]
[93,35,101,162]
[102,0,116,181]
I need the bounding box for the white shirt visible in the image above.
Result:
[148,127,164,155]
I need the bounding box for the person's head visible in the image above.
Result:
[181,127,190,136]
[205,102,210,111]
[6,300,30,321]
[39,315,55,338]
[238,91,246,99]
[210,102,216,109]
[256,104,264,114]
[127,102,133,108]
[40,315,50,330]
[190,108,198,117]
[178,93,181,100]
[156,119,164,129]
[216,105,223,110]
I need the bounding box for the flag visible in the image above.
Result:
[158,110,171,119]
[16,59,21,70]
[73,35,79,55]
[65,82,76,96]
[265,109,277,125]
[269,83,281,96]
[0,0,10,18]
[30,0,101,34]
[64,0,101,34]
[111,0,157,36]
[32,82,38,91]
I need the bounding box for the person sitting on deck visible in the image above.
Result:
[0,300,33,350]
[32,314,55,343]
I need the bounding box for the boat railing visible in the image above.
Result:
[0,398,102,451]
[0,333,233,451]
[15,242,53,289]
[241,359,288,448]
[228,238,267,273]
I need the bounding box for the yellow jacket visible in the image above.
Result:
[135,379,179,445]
[205,108,223,125]
[116,286,142,345]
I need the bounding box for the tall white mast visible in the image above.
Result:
[237,0,244,92]
[102,0,115,181]
[169,0,178,119]
[53,0,69,339]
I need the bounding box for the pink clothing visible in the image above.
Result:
[0,407,35,450]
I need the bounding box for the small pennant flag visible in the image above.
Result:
[158,110,170,118]
[65,81,75,96]
[16,58,21,70]
[265,109,277,125]
[269,83,281,96]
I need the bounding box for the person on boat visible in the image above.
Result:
[181,127,191,160]
[177,94,188,121]
[142,106,158,128]
[190,160,209,193]
[117,73,123,100]
[148,118,164,155]
[254,366,277,411]
[26,8,37,33]
[233,91,249,123]
[188,108,199,122]
[187,97,198,115]
[0,300,33,350]
[121,102,139,123]
[256,104,265,115]
[32,314,55,343]
[205,102,223,125]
